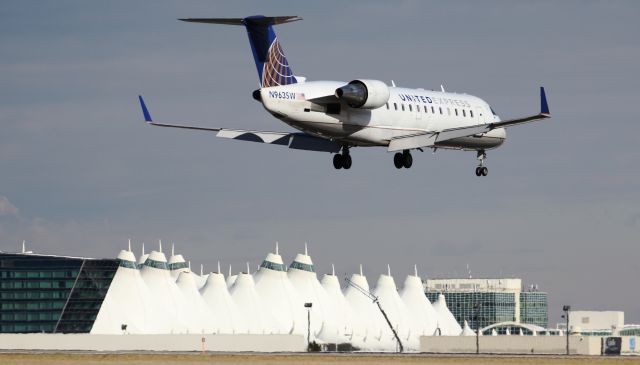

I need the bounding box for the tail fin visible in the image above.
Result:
[180,15,301,88]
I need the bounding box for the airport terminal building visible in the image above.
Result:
[0,246,466,351]
[425,278,548,333]
[0,252,118,333]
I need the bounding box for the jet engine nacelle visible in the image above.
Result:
[334,79,390,109]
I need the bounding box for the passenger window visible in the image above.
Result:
[386,103,389,110]
[470,110,474,118]
[431,106,435,113]
[402,104,405,111]
[439,107,442,114]
[394,103,398,111]
[424,106,428,113]
[463,109,466,117]
[454,109,458,116]
[416,104,420,112]
[408,105,412,112]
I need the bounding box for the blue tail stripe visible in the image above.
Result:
[242,15,297,88]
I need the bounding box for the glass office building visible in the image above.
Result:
[0,252,118,333]
[519,291,548,328]
[425,278,548,332]
[425,291,516,330]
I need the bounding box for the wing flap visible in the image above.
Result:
[436,124,491,142]
[388,133,436,152]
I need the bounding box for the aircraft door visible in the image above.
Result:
[475,106,486,125]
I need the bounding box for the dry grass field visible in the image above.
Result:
[0,353,638,365]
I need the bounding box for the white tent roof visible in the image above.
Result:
[287,247,333,341]
[92,249,153,334]
[319,267,354,343]
[399,271,438,348]
[461,320,476,336]
[343,270,386,350]
[176,270,217,333]
[432,293,462,336]
[140,250,189,333]
[253,249,304,335]
[200,272,245,334]
[229,271,278,334]
[372,270,412,349]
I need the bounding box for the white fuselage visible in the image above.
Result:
[260,81,506,151]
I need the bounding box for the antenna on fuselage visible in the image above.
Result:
[440,84,446,92]
[391,80,396,87]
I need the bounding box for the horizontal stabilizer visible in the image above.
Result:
[179,16,302,26]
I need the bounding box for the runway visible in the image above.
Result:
[0,353,637,365]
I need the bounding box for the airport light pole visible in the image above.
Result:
[304,302,312,350]
[562,305,571,355]
[474,303,482,354]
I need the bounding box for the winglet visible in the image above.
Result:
[138,95,152,122]
[540,87,550,115]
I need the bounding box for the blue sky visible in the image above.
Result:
[1,1,639,323]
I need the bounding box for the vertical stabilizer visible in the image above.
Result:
[180,15,301,88]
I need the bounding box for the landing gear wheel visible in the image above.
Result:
[333,154,343,169]
[393,153,403,169]
[475,167,482,176]
[402,151,413,169]
[342,154,352,169]
[481,166,488,176]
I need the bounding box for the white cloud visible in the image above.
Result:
[0,196,18,216]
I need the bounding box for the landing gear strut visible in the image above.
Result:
[393,150,413,169]
[475,150,488,177]
[332,146,352,170]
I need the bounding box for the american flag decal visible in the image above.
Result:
[261,38,297,88]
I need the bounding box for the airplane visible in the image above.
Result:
[138,15,551,176]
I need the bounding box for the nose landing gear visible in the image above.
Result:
[332,146,352,170]
[475,150,488,177]
[393,150,413,169]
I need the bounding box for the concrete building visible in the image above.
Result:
[563,310,624,335]
[424,278,548,331]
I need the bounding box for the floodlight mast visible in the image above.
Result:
[344,276,404,353]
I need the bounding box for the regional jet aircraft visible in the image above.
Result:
[138,15,551,176]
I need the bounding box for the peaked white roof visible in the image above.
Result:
[400,273,438,347]
[432,293,462,336]
[461,320,476,336]
[319,271,353,343]
[229,272,277,334]
[200,272,245,334]
[372,272,412,349]
[253,250,303,335]
[287,248,331,341]
[176,271,217,333]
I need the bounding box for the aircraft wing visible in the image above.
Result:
[137,96,341,153]
[388,87,550,152]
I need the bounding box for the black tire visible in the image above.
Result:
[403,152,413,169]
[342,154,352,169]
[475,167,482,176]
[393,153,404,169]
[333,154,343,169]
[481,166,488,176]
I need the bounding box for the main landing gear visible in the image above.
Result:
[393,150,413,169]
[332,147,352,169]
[475,150,488,177]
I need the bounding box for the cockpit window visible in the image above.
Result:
[490,106,497,116]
